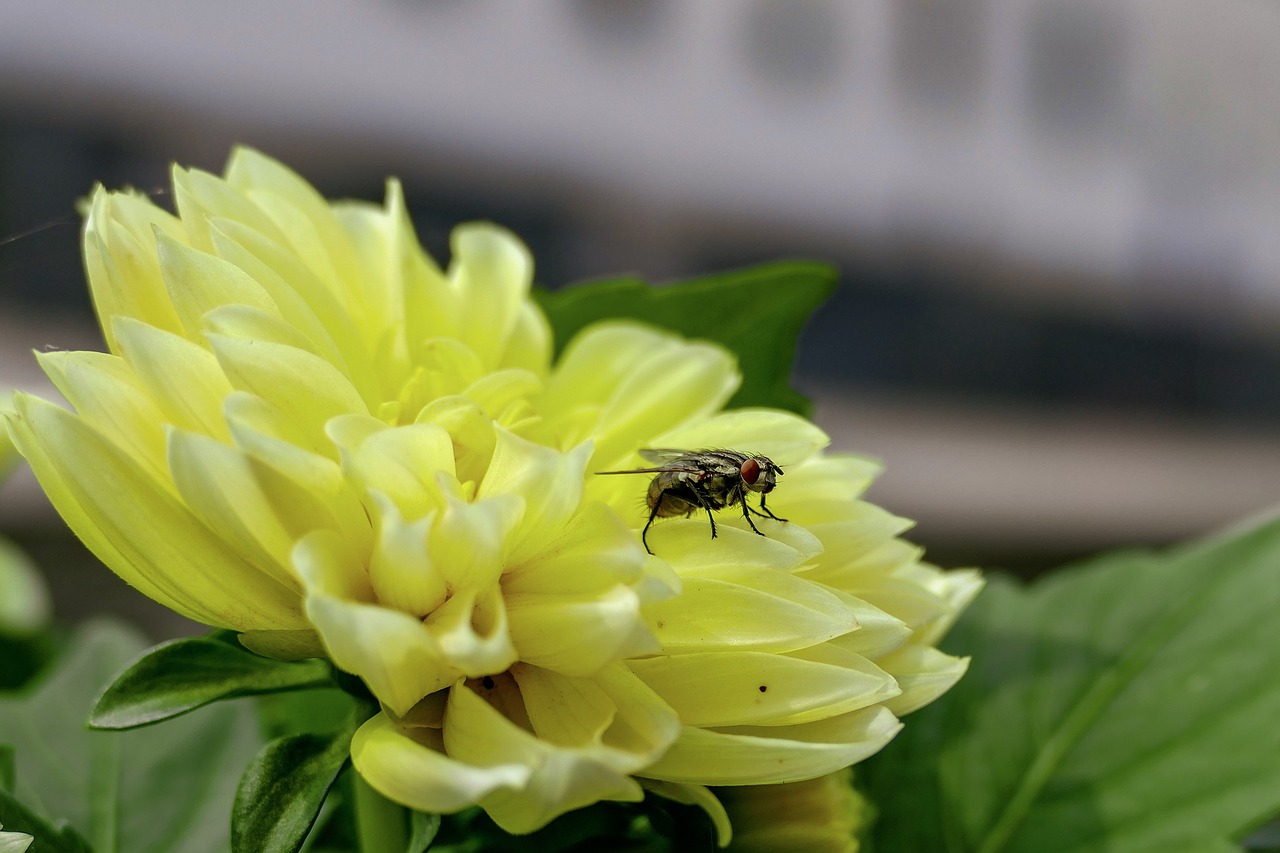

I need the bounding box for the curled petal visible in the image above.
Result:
[477,429,590,563]
[297,531,458,713]
[878,644,970,717]
[643,705,902,786]
[629,647,897,728]
[352,711,532,814]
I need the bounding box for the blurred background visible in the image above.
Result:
[2,0,1279,632]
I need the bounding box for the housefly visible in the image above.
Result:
[596,449,787,554]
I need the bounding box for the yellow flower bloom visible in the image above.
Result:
[3,149,676,831]
[3,148,980,838]
[715,769,871,853]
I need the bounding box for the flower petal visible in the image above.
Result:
[878,644,970,716]
[506,584,656,676]
[477,428,590,563]
[352,711,532,814]
[8,395,304,630]
[37,350,169,481]
[540,323,740,467]
[643,705,902,786]
[296,531,458,713]
[651,409,831,468]
[629,647,898,727]
[444,683,650,833]
[449,224,534,369]
[156,231,279,339]
[114,317,234,441]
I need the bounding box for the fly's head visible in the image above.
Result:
[739,455,782,494]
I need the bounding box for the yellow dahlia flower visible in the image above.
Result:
[3,148,979,839]
[4,149,677,831]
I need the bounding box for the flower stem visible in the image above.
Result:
[354,771,408,853]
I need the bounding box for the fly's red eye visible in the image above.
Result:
[740,458,761,485]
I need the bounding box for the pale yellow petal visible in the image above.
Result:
[367,497,447,618]
[352,711,531,814]
[424,583,519,678]
[513,664,680,765]
[539,323,739,464]
[165,429,287,573]
[477,429,590,563]
[651,409,831,468]
[498,302,553,376]
[643,705,902,786]
[171,164,286,252]
[9,395,304,630]
[450,223,534,368]
[156,231,279,338]
[208,333,368,447]
[640,780,733,847]
[503,502,646,596]
[296,531,457,713]
[878,645,970,716]
[645,566,856,655]
[114,317,234,441]
[444,685,647,834]
[342,423,456,520]
[208,216,381,403]
[506,584,655,675]
[84,188,184,351]
[37,351,169,481]
[629,649,897,727]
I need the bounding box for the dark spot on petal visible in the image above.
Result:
[759,685,768,692]
[482,675,495,690]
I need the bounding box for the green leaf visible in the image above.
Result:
[0,620,264,853]
[536,262,836,416]
[407,811,440,853]
[90,635,333,730]
[0,539,51,638]
[232,726,354,853]
[0,787,93,853]
[861,515,1280,853]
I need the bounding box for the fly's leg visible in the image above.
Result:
[689,484,719,539]
[640,500,662,555]
[757,493,788,523]
[739,488,766,536]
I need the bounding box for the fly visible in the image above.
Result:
[596,449,787,554]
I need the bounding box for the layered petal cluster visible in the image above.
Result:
[4,148,981,840]
[528,323,983,810]
[3,150,676,831]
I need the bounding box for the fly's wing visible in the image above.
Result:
[638,449,699,466]
[596,449,702,475]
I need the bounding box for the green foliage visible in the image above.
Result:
[0,538,56,692]
[90,634,333,730]
[0,539,50,638]
[535,262,836,416]
[231,713,362,853]
[428,797,718,852]
[861,515,1280,853]
[0,621,262,853]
